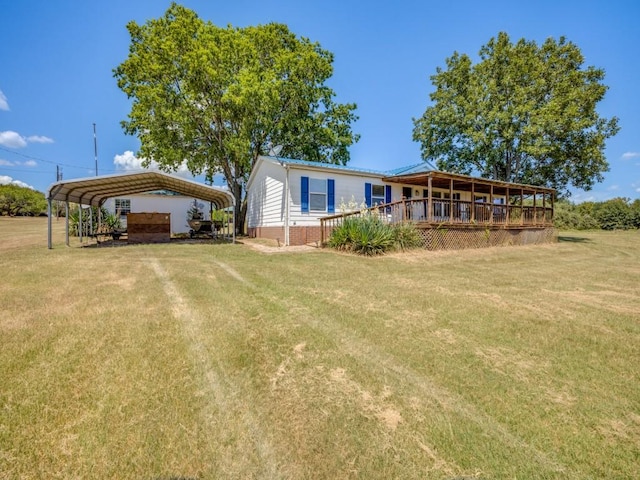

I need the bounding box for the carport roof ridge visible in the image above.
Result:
[46,170,234,209]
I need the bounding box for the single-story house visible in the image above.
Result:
[246,155,555,249]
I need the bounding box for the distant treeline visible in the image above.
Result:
[555,198,640,230]
[2,183,639,231]
[0,184,47,216]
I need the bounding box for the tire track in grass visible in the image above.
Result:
[218,259,572,478]
[213,256,573,476]
[147,257,279,478]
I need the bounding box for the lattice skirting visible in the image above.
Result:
[418,226,557,251]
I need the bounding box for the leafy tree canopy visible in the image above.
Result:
[114,3,359,231]
[412,32,620,195]
[0,184,47,216]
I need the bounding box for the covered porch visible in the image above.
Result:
[321,171,556,250]
[380,170,554,227]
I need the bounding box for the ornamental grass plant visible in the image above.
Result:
[328,207,423,255]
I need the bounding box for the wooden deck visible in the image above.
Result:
[320,198,555,249]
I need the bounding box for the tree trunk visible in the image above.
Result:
[231,181,245,236]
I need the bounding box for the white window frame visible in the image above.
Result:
[371,184,385,206]
[309,178,327,212]
[114,199,131,216]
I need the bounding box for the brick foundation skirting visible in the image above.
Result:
[247,226,323,246]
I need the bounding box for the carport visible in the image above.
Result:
[46,171,235,249]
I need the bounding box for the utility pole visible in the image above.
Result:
[93,123,98,176]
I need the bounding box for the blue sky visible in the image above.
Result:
[1,0,638,202]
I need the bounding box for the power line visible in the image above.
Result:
[0,145,92,171]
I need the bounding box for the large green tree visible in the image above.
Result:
[114,3,359,232]
[412,32,619,195]
[0,184,47,216]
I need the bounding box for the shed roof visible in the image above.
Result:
[47,171,234,209]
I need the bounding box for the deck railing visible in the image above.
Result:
[320,198,554,244]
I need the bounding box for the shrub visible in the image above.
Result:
[554,201,599,230]
[349,215,395,255]
[329,215,395,255]
[393,222,423,251]
[329,215,423,255]
[593,198,633,230]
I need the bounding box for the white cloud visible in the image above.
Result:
[0,175,33,189]
[0,90,8,111]
[113,150,148,171]
[621,152,640,160]
[26,135,54,144]
[0,131,27,148]
[113,150,191,177]
[607,185,619,191]
[0,159,37,167]
[0,131,54,148]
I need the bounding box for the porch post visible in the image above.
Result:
[533,191,537,225]
[449,178,453,223]
[506,188,510,225]
[427,175,433,222]
[470,180,475,223]
[489,185,494,224]
[520,188,524,226]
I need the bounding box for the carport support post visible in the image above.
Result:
[47,198,52,249]
[65,201,69,246]
[79,205,83,243]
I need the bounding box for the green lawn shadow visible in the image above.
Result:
[558,235,593,243]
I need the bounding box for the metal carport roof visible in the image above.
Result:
[46,170,235,248]
[47,170,234,209]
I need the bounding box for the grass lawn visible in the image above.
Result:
[1,217,639,479]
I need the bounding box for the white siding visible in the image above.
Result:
[104,194,214,234]
[246,159,286,228]
[288,169,383,226]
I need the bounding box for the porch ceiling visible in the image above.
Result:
[46,171,235,209]
[382,171,555,196]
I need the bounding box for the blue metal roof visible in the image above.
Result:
[384,162,436,176]
[264,155,436,178]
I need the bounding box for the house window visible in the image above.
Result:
[475,195,488,203]
[365,183,391,207]
[301,177,334,213]
[309,178,327,211]
[371,184,385,205]
[114,199,130,216]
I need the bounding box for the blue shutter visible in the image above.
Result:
[301,176,309,213]
[365,183,372,207]
[327,179,335,213]
[385,185,391,204]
